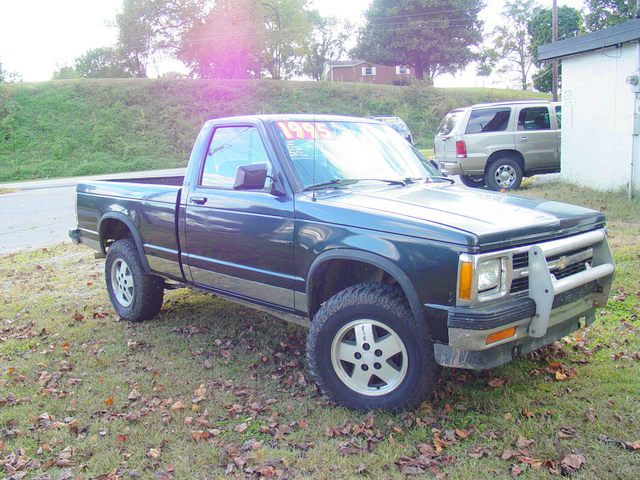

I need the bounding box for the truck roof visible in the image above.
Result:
[468,99,553,109]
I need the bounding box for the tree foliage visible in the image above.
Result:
[483,0,537,90]
[74,48,132,78]
[116,0,205,78]
[528,6,581,92]
[0,59,22,83]
[51,66,80,80]
[179,0,262,79]
[583,0,636,32]
[354,0,484,82]
[303,16,352,80]
[179,0,316,79]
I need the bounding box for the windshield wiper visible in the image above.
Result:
[425,176,455,184]
[304,178,407,191]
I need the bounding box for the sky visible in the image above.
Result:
[0,0,585,87]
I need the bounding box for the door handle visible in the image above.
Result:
[190,195,207,205]
[520,136,528,142]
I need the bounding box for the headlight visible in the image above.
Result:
[477,258,501,292]
[457,254,509,305]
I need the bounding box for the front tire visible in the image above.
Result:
[485,157,523,191]
[459,174,486,188]
[105,239,164,322]
[306,283,439,411]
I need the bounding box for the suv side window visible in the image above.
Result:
[465,108,511,134]
[200,126,272,189]
[555,105,561,128]
[518,107,551,131]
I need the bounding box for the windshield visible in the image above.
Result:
[273,120,438,189]
[436,110,463,136]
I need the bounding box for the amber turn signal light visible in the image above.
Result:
[458,261,473,301]
[485,327,517,345]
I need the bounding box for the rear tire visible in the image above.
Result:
[459,175,486,188]
[105,239,164,322]
[485,157,523,191]
[306,283,439,411]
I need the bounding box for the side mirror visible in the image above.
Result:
[233,164,268,190]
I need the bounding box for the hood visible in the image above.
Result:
[296,184,605,250]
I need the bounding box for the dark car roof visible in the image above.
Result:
[206,114,379,124]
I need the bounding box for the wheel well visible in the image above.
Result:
[99,218,132,253]
[486,150,525,172]
[308,259,406,318]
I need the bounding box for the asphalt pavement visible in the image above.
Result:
[0,168,185,254]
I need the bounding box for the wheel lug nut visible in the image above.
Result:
[375,349,382,357]
[361,364,368,371]
[374,362,381,370]
[363,343,370,351]
[354,352,362,359]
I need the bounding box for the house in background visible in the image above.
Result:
[538,18,640,196]
[323,60,413,85]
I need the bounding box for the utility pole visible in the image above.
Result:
[552,0,559,101]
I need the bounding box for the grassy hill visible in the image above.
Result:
[0,79,547,182]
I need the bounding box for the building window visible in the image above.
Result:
[362,66,376,76]
[395,66,410,75]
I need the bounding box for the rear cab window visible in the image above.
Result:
[464,107,511,134]
[436,110,463,136]
[555,105,561,128]
[518,107,551,131]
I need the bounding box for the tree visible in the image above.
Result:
[354,0,484,82]
[528,6,581,92]
[52,65,80,80]
[74,48,132,78]
[584,0,636,32]
[179,0,262,79]
[303,16,352,80]
[0,59,22,83]
[179,0,316,79]
[115,0,205,78]
[260,0,316,80]
[486,0,537,90]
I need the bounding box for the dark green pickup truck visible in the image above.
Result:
[70,115,615,411]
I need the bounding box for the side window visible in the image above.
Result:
[555,105,562,128]
[464,108,511,134]
[200,126,271,189]
[518,107,551,131]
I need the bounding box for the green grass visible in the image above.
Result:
[1,183,638,479]
[0,79,547,182]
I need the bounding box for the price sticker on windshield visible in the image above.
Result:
[277,121,331,140]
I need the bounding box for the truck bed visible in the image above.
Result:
[74,176,184,280]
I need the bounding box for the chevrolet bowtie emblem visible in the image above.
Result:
[557,255,568,270]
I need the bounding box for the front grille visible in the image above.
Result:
[510,277,529,294]
[512,252,529,269]
[554,261,590,280]
[509,247,593,294]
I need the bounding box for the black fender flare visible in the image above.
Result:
[306,249,425,325]
[98,212,151,273]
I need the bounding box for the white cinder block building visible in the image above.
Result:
[538,19,640,195]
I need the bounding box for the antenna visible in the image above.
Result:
[312,114,317,202]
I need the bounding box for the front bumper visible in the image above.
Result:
[432,229,614,369]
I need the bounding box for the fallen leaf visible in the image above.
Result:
[516,436,534,448]
[147,448,161,459]
[104,396,114,407]
[560,452,585,475]
[235,422,248,433]
[171,400,186,411]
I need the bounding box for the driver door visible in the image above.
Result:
[184,124,296,309]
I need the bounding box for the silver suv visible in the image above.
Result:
[434,101,561,190]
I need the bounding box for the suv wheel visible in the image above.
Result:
[485,157,523,191]
[306,283,440,411]
[105,239,164,322]
[459,175,486,188]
